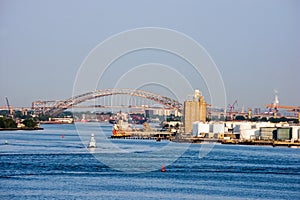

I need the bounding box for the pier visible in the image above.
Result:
[110,133,300,148]
[111,131,174,141]
[221,139,300,147]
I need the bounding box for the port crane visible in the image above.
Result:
[265,104,300,119]
[265,104,300,112]
[265,93,300,120]
[227,100,238,120]
[228,100,238,113]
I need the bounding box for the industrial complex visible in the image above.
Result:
[1,88,300,147]
[182,90,300,146]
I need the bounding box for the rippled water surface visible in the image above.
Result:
[1,123,299,199]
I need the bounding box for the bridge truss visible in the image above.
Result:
[32,88,183,116]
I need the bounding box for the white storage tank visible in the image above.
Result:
[199,123,210,134]
[213,123,225,134]
[291,126,300,140]
[240,129,259,140]
[234,122,251,133]
[192,122,210,137]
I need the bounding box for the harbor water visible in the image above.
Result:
[1,123,300,199]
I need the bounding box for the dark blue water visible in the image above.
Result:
[1,123,299,199]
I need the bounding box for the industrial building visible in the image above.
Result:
[184,90,207,133]
[192,121,300,141]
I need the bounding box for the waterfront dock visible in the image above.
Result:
[0,127,43,131]
[110,132,300,148]
[221,139,300,147]
[110,131,174,141]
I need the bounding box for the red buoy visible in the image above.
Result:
[62,134,64,138]
[161,165,166,172]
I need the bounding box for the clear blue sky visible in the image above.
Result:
[0,0,299,109]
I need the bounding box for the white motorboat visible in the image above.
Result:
[88,133,96,148]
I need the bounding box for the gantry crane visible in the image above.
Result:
[265,104,300,118]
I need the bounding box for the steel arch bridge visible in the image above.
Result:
[32,88,183,116]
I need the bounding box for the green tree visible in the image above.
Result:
[22,118,38,128]
[279,117,288,122]
[269,117,280,123]
[163,124,169,128]
[235,115,246,121]
[4,118,17,128]
[38,115,50,121]
[260,117,268,122]
[250,116,259,122]
[0,117,5,128]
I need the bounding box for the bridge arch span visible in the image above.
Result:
[34,88,183,116]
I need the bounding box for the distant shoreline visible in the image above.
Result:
[0,127,44,131]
